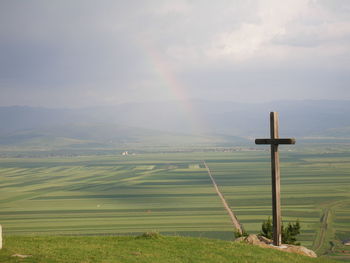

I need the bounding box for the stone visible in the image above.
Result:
[257,235,273,245]
[283,245,317,258]
[245,234,265,246]
[12,254,32,258]
[234,234,317,258]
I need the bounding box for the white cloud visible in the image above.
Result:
[160,0,350,66]
[0,0,350,106]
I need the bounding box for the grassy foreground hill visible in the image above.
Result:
[0,235,339,263]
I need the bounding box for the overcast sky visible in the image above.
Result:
[1,0,350,107]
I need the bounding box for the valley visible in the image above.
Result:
[0,148,349,260]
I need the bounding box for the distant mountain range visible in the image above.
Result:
[1,100,349,148]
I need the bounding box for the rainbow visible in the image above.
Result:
[140,42,208,135]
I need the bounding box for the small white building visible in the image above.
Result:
[121,151,129,156]
[343,239,350,246]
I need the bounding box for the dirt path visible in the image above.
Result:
[203,161,243,234]
[313,208,330,253]
[313,208,331,255]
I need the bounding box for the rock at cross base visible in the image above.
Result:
[12,254,32,258]
[235,234,317,258]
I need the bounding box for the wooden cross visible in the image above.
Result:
[255,112,296,246]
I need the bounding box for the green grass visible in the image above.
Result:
[0,235,339,263]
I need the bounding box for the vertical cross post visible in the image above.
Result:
[270,112,281,246]
[255,112,296,246]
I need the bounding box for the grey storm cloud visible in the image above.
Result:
[0,0,350,107]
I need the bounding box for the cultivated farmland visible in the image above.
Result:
[0,150,349,260]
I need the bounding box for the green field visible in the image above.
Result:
[0,235,339,263]
[0,149,349,261]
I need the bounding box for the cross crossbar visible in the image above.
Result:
[255,138,296,145]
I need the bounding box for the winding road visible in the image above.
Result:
[203,161,243,234]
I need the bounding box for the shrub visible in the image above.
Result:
[260,217,301,245]
[234,229,249,238]
[138,231,162,239]
[282,220,301,245]
[260,217,273,239]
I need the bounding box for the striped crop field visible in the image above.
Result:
[205,151,350,261]
[0,154,234,240]
[0,150,349,260]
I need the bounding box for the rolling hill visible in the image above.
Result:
[1,100,350,149]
